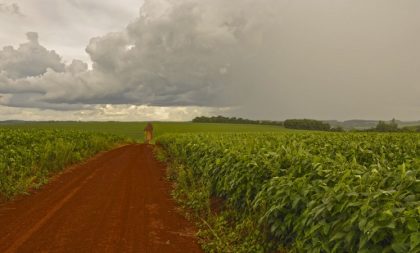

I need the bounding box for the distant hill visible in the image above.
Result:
[398,120,420,127]
[325,120,420,130]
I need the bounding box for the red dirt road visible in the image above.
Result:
[0,144,203,253]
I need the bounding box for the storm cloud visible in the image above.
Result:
[1,0,276,110]
[1,0,420,120]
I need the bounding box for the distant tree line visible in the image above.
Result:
[372,119,399,132]
[193,116,420,133]
[367,119,420,133]
[192,116,283,126]
[283,119,344,132]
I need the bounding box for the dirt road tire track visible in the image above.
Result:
[0,144,202,253]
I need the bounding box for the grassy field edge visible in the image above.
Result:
[153,145,270,253]
[0,129,130,201]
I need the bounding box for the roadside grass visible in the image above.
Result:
[154,145,269,253]
[0,129,128,200]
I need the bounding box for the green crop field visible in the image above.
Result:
[0,128,127,199]
[0,121,287,140]
[1,122,419,252]
[0,122,285,199]
[157,132,420,253]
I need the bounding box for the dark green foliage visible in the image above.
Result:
[192,116,283,127]
[330,126,345,132]
[158,132,420,252]
[400,126,420,133]
[284,119,331,131]
[375,119,400,132]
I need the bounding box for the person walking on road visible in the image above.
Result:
[144,122,154,144]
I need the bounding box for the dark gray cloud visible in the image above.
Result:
[1,0,249,109]
[1,0,420,120]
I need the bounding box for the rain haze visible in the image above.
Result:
[1,0,419,121]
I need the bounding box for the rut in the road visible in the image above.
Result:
[0,144,202,253]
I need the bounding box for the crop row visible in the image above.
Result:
[158,132,420,252]
[0,128,126,199]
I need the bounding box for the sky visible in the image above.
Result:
[0,0,419,121]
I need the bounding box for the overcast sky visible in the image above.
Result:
[0,0,419,121]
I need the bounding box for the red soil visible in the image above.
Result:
[0,144,202,253]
